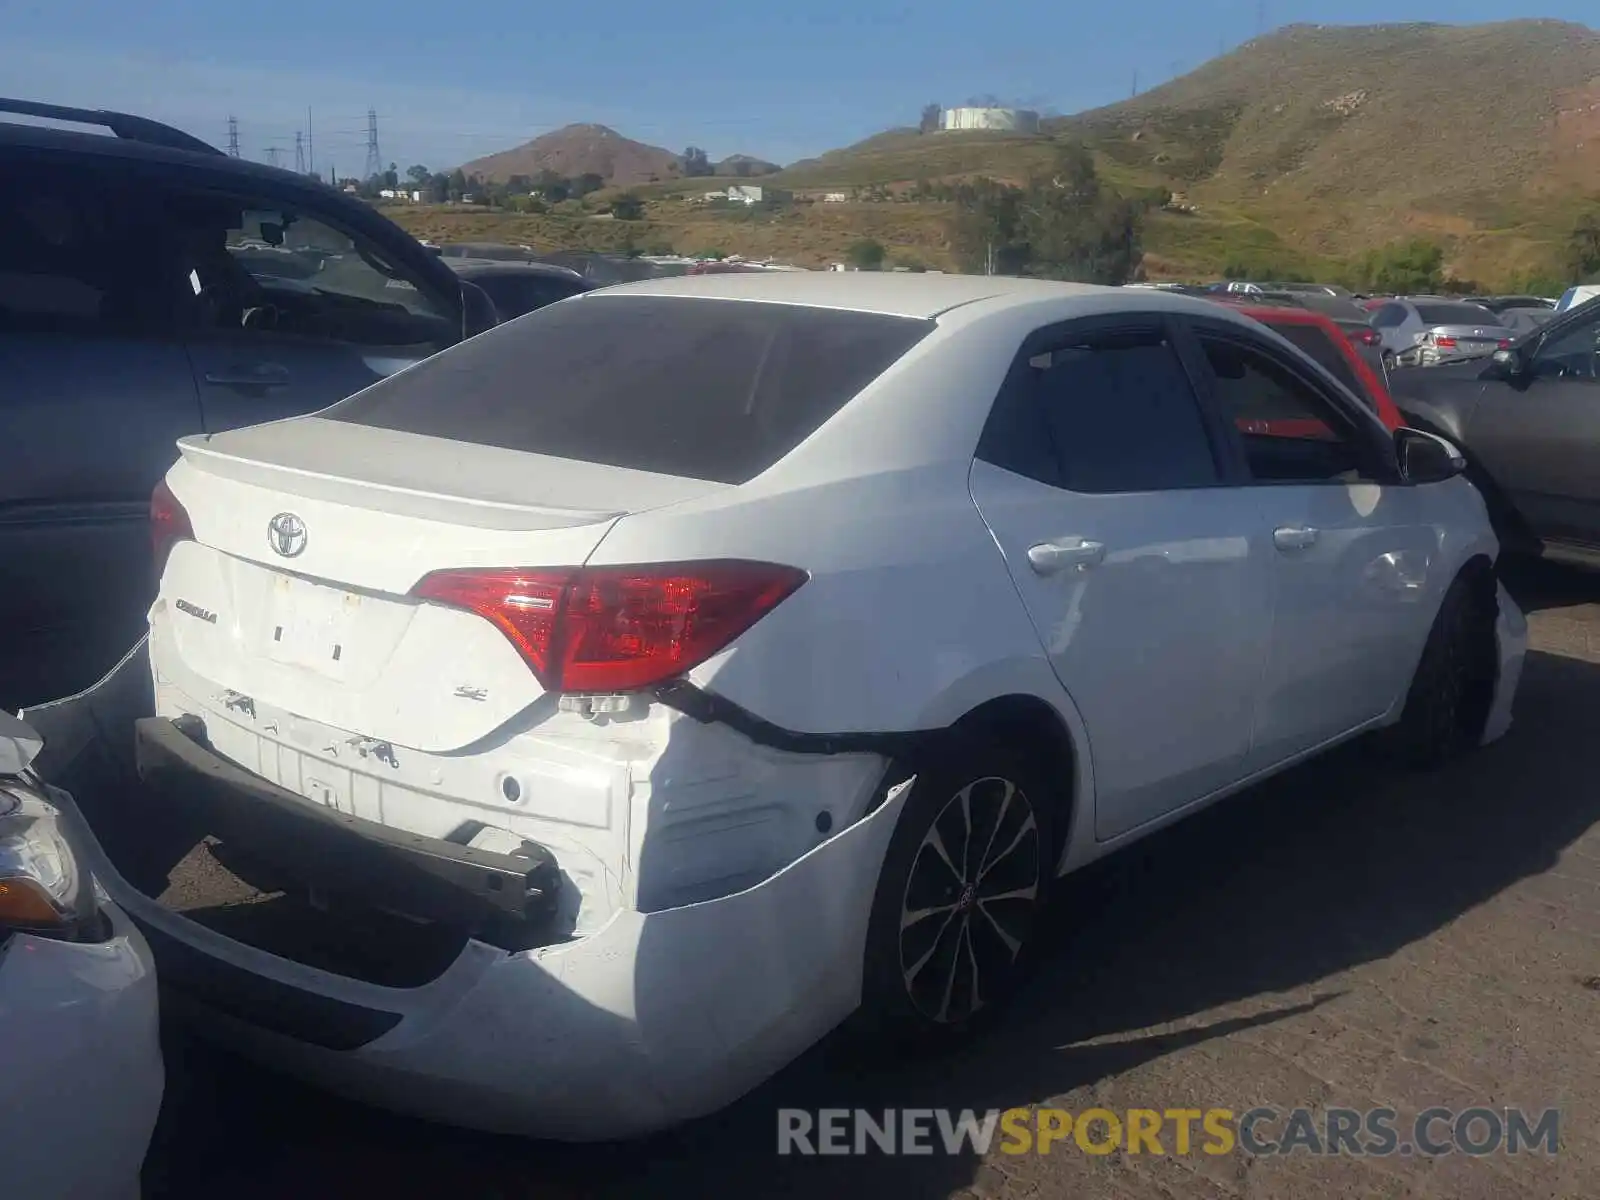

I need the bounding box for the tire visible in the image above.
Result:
[1380,569,1499,769]
[856,735,1057,1046]
[1382,350,1395,372]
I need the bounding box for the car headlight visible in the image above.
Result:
[0,781,101,940]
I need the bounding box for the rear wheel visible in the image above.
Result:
[1380,569,1499,769]
[857,737,1055,1044]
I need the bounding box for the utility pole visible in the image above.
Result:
[1131,68,1139,98]
[226,115,240,157]
[294,130,306,175]
[306,107,315,177]
[1256,0,1267,35]
[364,108,382,181]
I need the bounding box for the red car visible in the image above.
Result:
[1217,301,1405,435]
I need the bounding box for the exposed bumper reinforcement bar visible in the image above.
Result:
[135,715,561,929]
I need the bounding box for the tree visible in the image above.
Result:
[1354,239,1444,294]
[529,169,570,203]
[611,193,645,220]
[447,168,468,203]
[847,239,887,271]
[682,146,713,177]
[383,163,399,190]
[1568,212,1600,282]
[507,173,533,193]
[949,177,1031,275]
[920,103,942,134]
[405,164,431,186]
[573,172,606,198]
[947,143,1145,283]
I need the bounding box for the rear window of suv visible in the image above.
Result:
[1268,322,1365,401]
[328,295,933,484]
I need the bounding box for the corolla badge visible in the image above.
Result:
[267,512,308,558]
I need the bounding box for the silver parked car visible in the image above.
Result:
[1369,298,1513,368]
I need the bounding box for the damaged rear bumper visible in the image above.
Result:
[135,714,561,931]
[26,640,911,1141]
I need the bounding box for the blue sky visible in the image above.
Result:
[1,1,1591,171]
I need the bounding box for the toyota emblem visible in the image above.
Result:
[268,512,308,558]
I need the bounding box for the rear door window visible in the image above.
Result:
[328,295,932,483]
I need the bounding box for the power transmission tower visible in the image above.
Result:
[226,116,241,157]
[364,109,382,181]
[294,131,306,174]
[306,107,315,177]
[264,146,281,168]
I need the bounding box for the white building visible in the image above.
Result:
[822,192,848,203]
[941,107,1041,134]
[727,184,764,204]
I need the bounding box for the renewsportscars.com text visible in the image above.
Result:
[777,1106,1559,1158]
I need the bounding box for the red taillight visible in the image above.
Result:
[1434,336,1457,349]
[1498,338,1512,349]
[412,561,808,693]
[150,479,194,575]
[1356,328,1381,346]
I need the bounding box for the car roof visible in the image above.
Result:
[583,272,1171,320]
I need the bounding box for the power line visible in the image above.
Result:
[226,115,240,158]
[364,108,382,180]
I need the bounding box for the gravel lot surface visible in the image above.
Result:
[142,561,1600,1199]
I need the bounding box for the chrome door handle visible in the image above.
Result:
[1027,539,1105,575]
[1273,525,1319,552]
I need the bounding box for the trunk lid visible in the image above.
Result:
[158,418,729,751]
[1427,324,1512,357]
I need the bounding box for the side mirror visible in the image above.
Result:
[1395,427,1467,485]
[459,279,499,338]
[1486,347,1527,380]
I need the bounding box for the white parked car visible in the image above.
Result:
[29,273,1527,1142]
[0,711,162,1199]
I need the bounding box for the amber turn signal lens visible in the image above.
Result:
[0,877,68,928]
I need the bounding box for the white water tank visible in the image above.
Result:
[941,107,1040,133]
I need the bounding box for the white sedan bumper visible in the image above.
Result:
[1482,580,1528,746]
[0,900,164,1200]
[45,753,908,1142]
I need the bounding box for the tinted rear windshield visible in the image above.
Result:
[328,295,933,484]
[1414,303,1499,327]
[1271,322,1367,403]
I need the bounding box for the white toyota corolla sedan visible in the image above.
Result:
[27,273,1526,1141]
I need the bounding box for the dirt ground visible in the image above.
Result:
[142,560,1600,1199]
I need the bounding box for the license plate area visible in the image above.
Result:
[263,573,360,680]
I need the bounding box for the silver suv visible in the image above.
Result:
[0,98,497,708]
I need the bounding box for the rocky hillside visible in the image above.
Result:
[1066,20,1600,215]
[460,124,682,185]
